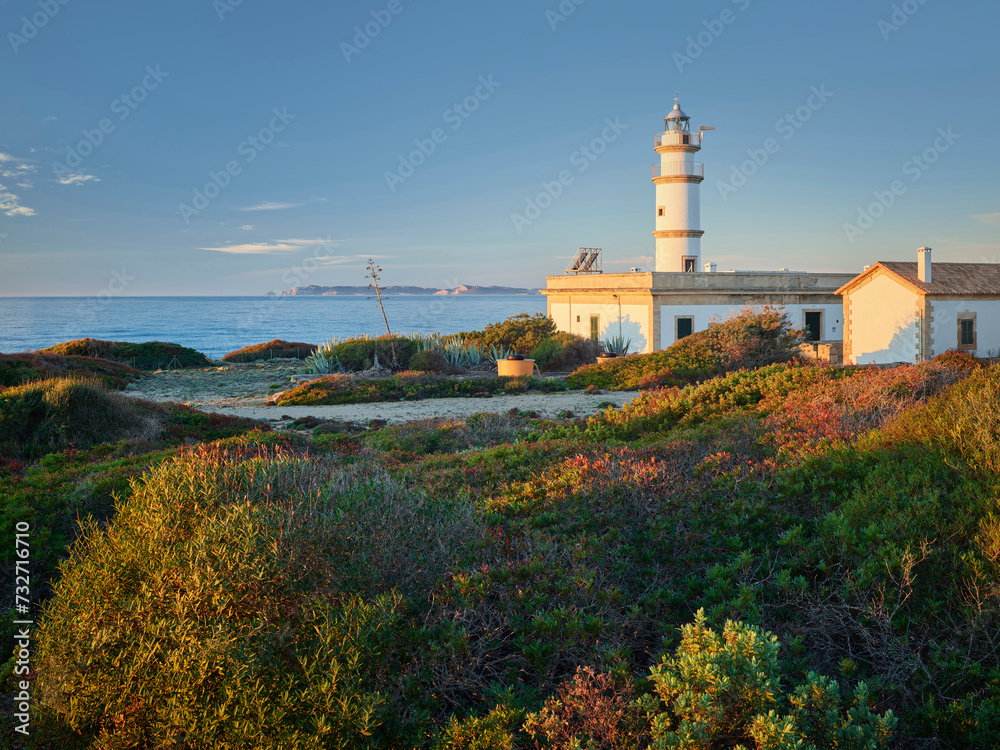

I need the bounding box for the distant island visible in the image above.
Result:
[268,284,540,296]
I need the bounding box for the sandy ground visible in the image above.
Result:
[124,360,642,426]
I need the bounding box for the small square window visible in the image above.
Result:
[683,258,696,272]
[576,315,581,323]
[677,317,693,339]
[657,206,665,217]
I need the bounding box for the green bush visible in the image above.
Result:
[0,378,161,459]
[222,339,318,362]
[638,612,896,749]
[331,336,417,371]
[410,348,450,373]
[0,352,141,389]
[34,445,478,748]
[471,313,557,355]
[568,306,802,391]
[530,333,599,371]
[39,338,211,369]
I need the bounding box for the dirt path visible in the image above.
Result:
[124,360,642,425]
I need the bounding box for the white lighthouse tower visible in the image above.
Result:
[653,94,708,272]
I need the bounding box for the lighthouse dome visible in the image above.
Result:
[666,101,689,121]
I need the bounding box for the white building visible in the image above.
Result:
[542,95,852,355]
[837,247,1000,364]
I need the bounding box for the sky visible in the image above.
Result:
[1,0,998,296]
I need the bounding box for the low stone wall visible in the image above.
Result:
[798,341,843,365]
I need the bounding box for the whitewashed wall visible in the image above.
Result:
[930,299,1000,357]
[845,275,920,364]
[549,302,652,353]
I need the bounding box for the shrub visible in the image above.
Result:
[531,333,599,371]
[34,446,478,748]
[410,348,450,373]
[638,611,897,749]
[568,306,802,391]
[931,349,985,373]
[472,313,557,355]
[0,352,141,389]
[221,339,318,362]
[39,338,211,369]
[331,336,418,371]
[524,667,645,750]
[0,378,161,459]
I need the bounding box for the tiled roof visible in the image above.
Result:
[877,261,1000,295]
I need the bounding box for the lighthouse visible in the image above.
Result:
[653,94,708,272]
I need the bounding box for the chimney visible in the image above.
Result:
[704,262,717,273]
[918,247,932,284]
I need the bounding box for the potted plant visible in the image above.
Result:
[597,335,631,363]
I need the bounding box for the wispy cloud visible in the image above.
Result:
[0,153,39,181]
[0,183,36,217]
[971,212,1000,225]
[202,242,304,255]
[238,224,255,230]
[55,172,100,186]
[201,237,343,255]
[234,201,305,212]
[0,153,39,215]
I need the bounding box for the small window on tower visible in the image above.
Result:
[657,206,665,217]
[684,258,696,272]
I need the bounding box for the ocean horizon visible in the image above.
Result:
[0,295,547,360]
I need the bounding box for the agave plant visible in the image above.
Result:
[486,344,514,365]
[602,335,632,357]
[302,339,346,374]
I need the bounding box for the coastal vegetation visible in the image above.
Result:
[0,352,141,389]
[4,313,1000,748]
[39,338,211,369]
[275,372,569,407]
[221,338,318,363]
[568,305,802,391]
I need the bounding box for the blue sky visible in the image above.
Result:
[1,0,998,296]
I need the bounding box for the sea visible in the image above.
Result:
[0,295,547,360]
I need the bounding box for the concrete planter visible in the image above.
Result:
[497,358,536,377]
